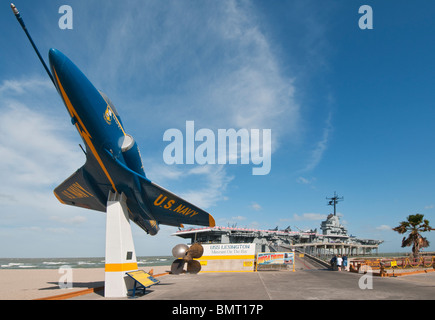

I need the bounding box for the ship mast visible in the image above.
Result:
[326,192,343,216]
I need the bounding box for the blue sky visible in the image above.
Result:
[1,0,435,257]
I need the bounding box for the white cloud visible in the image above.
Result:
[49,215,87,225]
[250,202,262,211]
[203,1,300,142]
[302,112,333,172]
[84,0,299,154]
[376,225,392,231]
[296,176,317,185]
[297,177,310,184]
[179,166,234,209]
[144,158,233,210]
[0,77,88,247]
[293,213,327,221]
[0,78,83,190]
[0,103,82,187]
[142,161,184,182]
[231,216,247,221]
[0,78,52,95]
[45,228,74,235]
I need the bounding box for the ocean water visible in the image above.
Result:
[0,256,172,270]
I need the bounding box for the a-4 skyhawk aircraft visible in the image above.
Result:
[11,4,215,236]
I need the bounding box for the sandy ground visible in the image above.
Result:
[0,266,171,300]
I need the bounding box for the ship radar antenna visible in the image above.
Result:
[326,191,343,216]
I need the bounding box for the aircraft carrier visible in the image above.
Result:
[173,193,383,258]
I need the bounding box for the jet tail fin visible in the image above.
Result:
[53,164,107,212]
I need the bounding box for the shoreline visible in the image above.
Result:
[0,256,172,270]
[0,265,171,300]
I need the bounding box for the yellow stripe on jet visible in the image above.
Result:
[53,68,117,193]
[53,191,66,204]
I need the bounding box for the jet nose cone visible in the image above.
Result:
[48,48,66,73]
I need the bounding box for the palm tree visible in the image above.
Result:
[392,214,434,258]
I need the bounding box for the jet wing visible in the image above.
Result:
[140,179,216,228]
[54,161,215,229]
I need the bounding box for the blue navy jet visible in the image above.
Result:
[12,4,215,235]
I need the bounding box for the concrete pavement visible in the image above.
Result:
[73,255,435,300]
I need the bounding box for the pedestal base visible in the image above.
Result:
[104,191,138,298]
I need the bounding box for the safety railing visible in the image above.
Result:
[350,256,435,271]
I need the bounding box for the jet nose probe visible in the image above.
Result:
[10,3,55,86]
[10,3,18,15]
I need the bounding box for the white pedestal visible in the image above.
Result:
[104,191,138,298]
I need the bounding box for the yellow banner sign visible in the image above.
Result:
[127,270,160,287]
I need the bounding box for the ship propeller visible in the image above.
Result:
[170,243,204,275]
